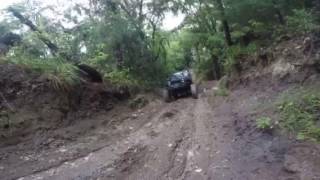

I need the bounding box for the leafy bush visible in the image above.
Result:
[105,69,140,89]
[287,9,317,34]
[279,93,320,142]
[87,50,111,72]
[256,117,273,130]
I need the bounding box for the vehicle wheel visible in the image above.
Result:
[191,84,198,99]
[163,89,171,102]
[172,91,178,99]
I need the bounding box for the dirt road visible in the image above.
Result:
[1,81,320,180]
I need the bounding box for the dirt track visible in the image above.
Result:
[2,33,320,180]
[1,81,320,180]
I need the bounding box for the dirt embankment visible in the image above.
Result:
[0,64,119,142]
[0,63,139,180]
[0,34,320,180]
[228,33,320,88]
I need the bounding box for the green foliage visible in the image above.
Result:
[224,43,257,74]
[180,32,225,81]
[256,117,273,130]
[287,9,317,34]
[279,93,320,142]
[105,69,140,89]
[166,33,193,72]
[47,63,80,92]
[1,0,318,91]
[194,53,216,81]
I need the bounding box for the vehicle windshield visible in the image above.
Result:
[170,74,183,82]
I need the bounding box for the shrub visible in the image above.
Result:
[47,63,80,92]
[256,117,273,130]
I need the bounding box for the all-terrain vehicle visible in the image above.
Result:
[163,70,198,102]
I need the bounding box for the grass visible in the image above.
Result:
[8,56,80,92]
[214,87,229,97]
[214,76,229,97]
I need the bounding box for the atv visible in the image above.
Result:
[163,70,198,102]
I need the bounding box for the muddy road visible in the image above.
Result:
[1,82,320,180]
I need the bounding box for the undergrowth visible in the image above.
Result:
[286,9,318,35]
[278,91,320,142]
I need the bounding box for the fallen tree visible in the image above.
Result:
[8,7,103,83]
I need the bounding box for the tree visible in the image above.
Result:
[215,0,232,46]
[272,0,285,25]
[1,0,317,87]
[312,0,320,23]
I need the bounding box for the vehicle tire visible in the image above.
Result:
[163,89,171,102]
[191,84,198,99]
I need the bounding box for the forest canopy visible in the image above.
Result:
[0,0,319,89]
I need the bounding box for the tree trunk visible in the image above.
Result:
[216,0,232,46]
[275,10,285,25]
[212,54,221,80]
[312,0,320,23]
[272,0,285,25]
[138,0,144,26]
[114,43,124,69]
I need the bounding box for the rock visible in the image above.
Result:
[272,58,296,79]
[284,154,300,173]
[58,147,67,153]
[195,168,202,173]
[132,114,138,119]
[145,122,152,128]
